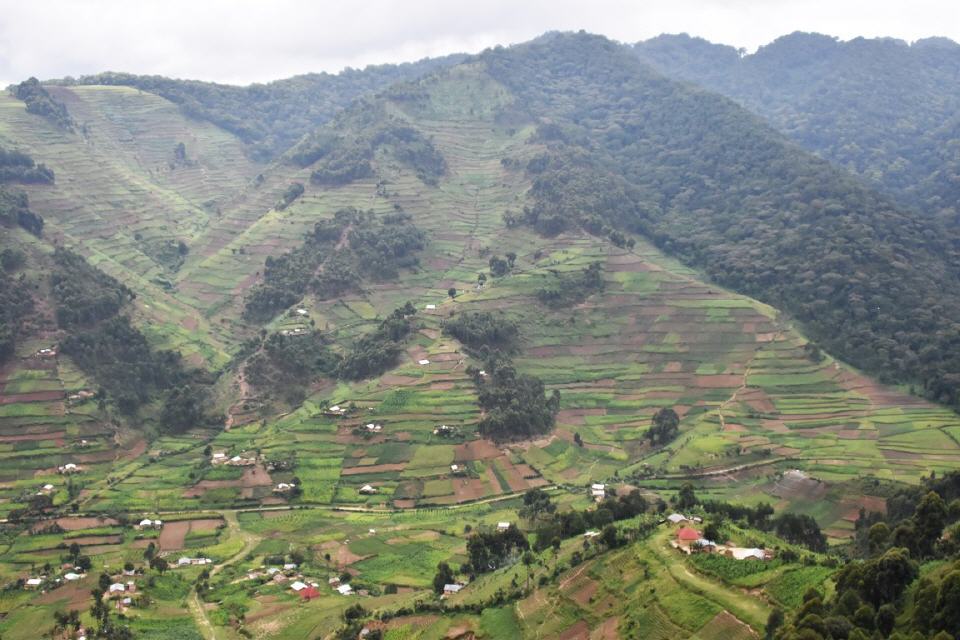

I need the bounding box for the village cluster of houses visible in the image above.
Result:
[210,451,256,466]
[245,563,368,600]
[668,513,774,560]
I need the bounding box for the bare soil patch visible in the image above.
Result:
[558,620,590,640]
[158,518,223,551]
[453,439,501,462]
[45,516,118,531]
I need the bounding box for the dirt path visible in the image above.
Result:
[186,510,262,639]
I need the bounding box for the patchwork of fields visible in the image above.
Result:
[0,72,958,638]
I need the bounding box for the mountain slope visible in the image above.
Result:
[478,32,960,408]
[59,53,467,160]
[632,32,960,219]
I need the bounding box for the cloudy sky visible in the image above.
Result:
[1,0,958,86]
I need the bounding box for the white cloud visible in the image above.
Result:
[0,0,957,86]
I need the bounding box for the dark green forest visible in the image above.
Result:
[244,208,425,321]
[632,33,960,222]
[483,32,960,409]
[11,78,74,130]
[0,145,54,184]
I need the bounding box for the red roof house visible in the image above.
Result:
[300,586,321,601]
[677,527,701,542]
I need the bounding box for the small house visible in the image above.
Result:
[290,581,307,592]
[359,484,377,495]
[177,557,192,567]
[583,530,600,539]
[108,583,126,596]
[328,576,340,585]
[211,452,227,464]
[418,359,430,365]
[443,583,463,596]
[58,463,81,474]
[497,522,511,532]
[273,482,296,493]
[450,464,464,475]
[283,563,298,571]
[676,527,701,546]
[25,578,42,589]
[296,308,308,316]
[272,573,287,584]
[729,548,767,561]
[591,483,606,501]
[667,513,687,525]
[300,585,320,600]
[425,304,436,310]
[336,583,353,595]
[64,572,83,581]
[365,423,383,432]
[36,348,57,359]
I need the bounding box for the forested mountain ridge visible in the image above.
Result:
[632,32,960,221]
[53,54,467,160]
[473,32,960,409]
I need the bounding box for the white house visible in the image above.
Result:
[667,513,687,525]
[591,483,606,501]
[583,530,600,538]
[290,581,307,592]
[359,484,377,495]
[25,578,43,588]
[418,359,430,365]
[450,464,464,475]
[365,423,382,432]
[336,583,353,595]
[497,522,511,532]
[443,583,463,595]
[283,563,298,571]
[177,557,192,567]
[64,572,82,581]
[58,463,81,474]
[109,583,126,594]
[730,548,767,561]
[425,304,436,310]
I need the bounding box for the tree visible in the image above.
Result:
[676,483,697,510]
[519,488,555,520]
[432,561,455,594]
[448,287,457,299]
[489,255,509,277]
[765,607,784,640]
[506,252,517,268]
[477,272,487,287]
[522,551,535,590]
[647,408,680,445]
[915,491,948,556]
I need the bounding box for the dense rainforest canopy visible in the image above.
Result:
[632,32,960,223]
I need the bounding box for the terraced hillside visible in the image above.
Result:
[1,31,959,639]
